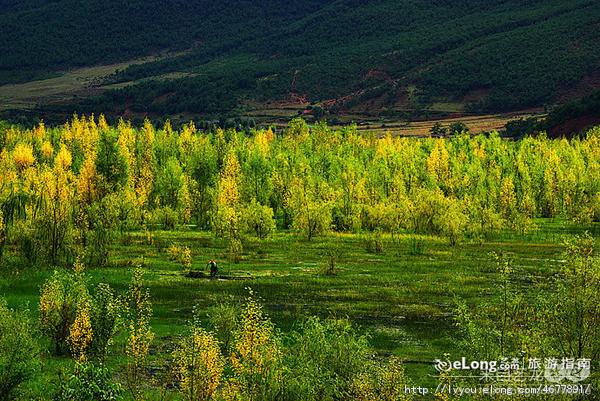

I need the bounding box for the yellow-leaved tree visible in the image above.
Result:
[125,266,154,400]
[12,142,35,172]
[173,326,224,401]
[221,292,285,400]
[215,148,244,262]
[286,164,334,240]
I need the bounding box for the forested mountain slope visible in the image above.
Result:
[1,0,599,117]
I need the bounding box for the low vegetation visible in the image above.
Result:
[1,117,599,399]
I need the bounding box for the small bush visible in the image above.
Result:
[166,243,192,272]
[208,301,240,351]
[286,317,372,400]
[39,268,88,355]
[173,327,224,401]
[89,283,122,361]
[407,236,425,255]
[351,357,412,401]
[322,242,343,275]
[55,362,122,401]
[364,230,384,254]
[0,300,40,401]
[226,294,284,400]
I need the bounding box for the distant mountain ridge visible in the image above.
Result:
[1,0,599,118]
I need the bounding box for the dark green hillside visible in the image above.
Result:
[1,0,599,117]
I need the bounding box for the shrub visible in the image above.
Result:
[173,327,224,401]
[39,267,88,355]
[322,242,343,275]
[364,229,384,254]
[407,236,424,256]
[68,299,93,362]
[351,357,412,401]
[89,283,122,361]
[124,267,154,400]
[242,199,275,239]
[0,300,40,401]
[208,301,240,351]
[285,317,372,401]
[55,362,123,401]
[166,243,192,272]
[225,294,284,400]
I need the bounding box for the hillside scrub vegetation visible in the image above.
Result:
[2,1,599,117]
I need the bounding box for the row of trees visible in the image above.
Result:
[1,116,600,265]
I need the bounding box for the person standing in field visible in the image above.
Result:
[207,259,218,278]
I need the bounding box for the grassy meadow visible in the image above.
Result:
[1,218,595,398]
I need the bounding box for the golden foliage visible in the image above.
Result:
[173,328,224,401]
[39,266,88,354]
[41,141,54,159]
[218,149,242,207]
[68,301,93,361]
[12,142,35,171]
[125,266,154,399]
[54,144,72,171]
[253,129,271,156]
[227,293,284,399]
[98,114,109,131]
[77,152,99,205]
[426,140,450,182]
[166,243,192,272]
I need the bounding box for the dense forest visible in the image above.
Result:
[2,116,600,265]
[1,0,599,117]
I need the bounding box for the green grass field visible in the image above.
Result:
[2,218,596,398]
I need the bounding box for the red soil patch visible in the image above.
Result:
[151,92,175,105]
[549,115,600,138]
[554,64,600,104]
[122,108,135,120]
[362,69,392,82]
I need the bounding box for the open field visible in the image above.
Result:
[344,111,546,137]
[1,219,596,398]
[0,51,193,111]
[243,101,544,135]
